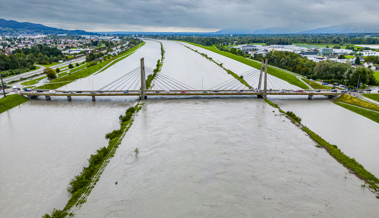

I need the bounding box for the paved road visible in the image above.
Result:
[3,57,86,83]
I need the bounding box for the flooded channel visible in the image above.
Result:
[272,98,379,177]
[75,99,379,217]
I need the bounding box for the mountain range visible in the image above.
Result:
[0,18,95,35]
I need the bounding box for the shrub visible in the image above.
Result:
[285,111,302,123]
[68,63,74,69]
[105,129,122,140]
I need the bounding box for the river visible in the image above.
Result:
[1,40,378,217]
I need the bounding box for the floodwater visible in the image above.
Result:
[0,99,137,217]
[1,39,379,218]
[272,98,379,177]
[62,40,161,91]
[75,99,379,217]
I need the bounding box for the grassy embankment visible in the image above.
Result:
[43,104,143,218]
[183,44,251,88]
[363,94,379,102]
[265,98,379,193]
[0,95,29,113]
[302,78,331,89]
[35,42,144,90]
[374,71,379,81]
[185,42,309,89]
[146,42,164,89]
[335,94,379,112]
[334,94,379,124]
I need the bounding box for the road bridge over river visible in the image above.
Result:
[19,58,343,101]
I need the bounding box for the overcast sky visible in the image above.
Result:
[0,0,378,32]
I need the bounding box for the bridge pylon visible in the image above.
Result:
[263,58,268,99]
[140,58,146,100]
[258,58,264,90]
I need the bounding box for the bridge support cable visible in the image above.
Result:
[108,70,140,92]
[154,75,188,90]
[98,67,140,91]
[158,74,195,90]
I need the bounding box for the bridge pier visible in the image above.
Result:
[45,96,51,100]
[67,96,72,101]
[308,94,313,100]
[92,96,96,101]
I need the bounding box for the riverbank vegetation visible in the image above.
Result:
[0,94,29,113]
[184,42,308,89]
[35,42,144,90]
[184,44,251,88]
[146,42,164,89]
[363,94,379,102]
[43,104,142,218]
[264,98,379,192]
[335,94,379,112]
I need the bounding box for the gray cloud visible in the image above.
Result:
[0,0,378,32]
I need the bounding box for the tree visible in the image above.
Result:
[43,68,56,79]
[76,63,79,67]
[68,63,73,69]
[56,68,60,73]
[355,56,361,65]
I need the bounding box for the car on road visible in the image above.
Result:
[358,90,363,93]
[90,91,96,94]
[331,89,337,92]
[214,90,219,93]
[124,90,129,93]
[203,91,208,93]
[76,91,82,93]
[23,88,32,91]
[49,90,56,94]
[98,91,104,93]
[37,90,44,92]
[315,90,321,92]
[352,90,357,92]
[181,91,186,93]
[341,90,347,93]
[279,89,285,93]
[69,92,74,94]
[366,89,372,92]
[63,91,68,93]
[154,91,160,93]
[164,90,170,93]
[237,90,243,93]
[293,90,298,92]
[298,90,304,92]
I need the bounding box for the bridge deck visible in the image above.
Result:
[20,90,343,97]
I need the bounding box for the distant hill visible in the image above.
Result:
[0,18,95,35]
[216,23,379,34]
[299,23,379,34]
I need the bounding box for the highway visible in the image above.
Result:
[3,57,86,83]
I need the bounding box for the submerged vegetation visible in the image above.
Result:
[264,99,379,192]
[43,104,142,217]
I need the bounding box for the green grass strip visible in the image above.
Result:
[363,94,379,102]
[336,94,379,112]
[0,95,29,113]
[264,98,379,191]
[334,102,379,124]
[184,42,309,89]
[302,78,331,89]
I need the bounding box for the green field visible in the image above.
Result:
[335,102,379,124]
[186,42,309,89]
[21,76,47,86]
[374,71,379,81]
[0,95,29,113]
[363,94,379,102]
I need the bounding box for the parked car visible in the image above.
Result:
[181,91,186,93]
[37,90,44,92]
[315,90,321,92]
[76,91,82,93]
[366,89,372,91]
[49,90,56,94]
